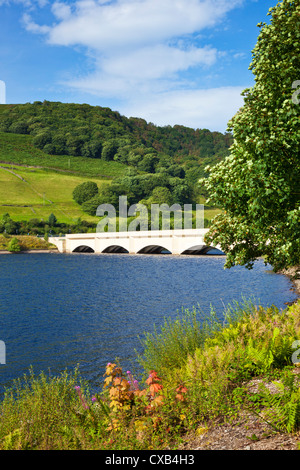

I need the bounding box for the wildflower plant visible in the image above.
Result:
[72,362,189,446]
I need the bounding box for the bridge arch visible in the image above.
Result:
[137,245,171,255]
[204,247,225,255]
[102,245,129,254]
[73,245,95,253]
[181,245,224,255]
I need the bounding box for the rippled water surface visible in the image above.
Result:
[0,252,297,394]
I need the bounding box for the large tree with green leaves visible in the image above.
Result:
[202,0,300,272]
[72,181,99,206]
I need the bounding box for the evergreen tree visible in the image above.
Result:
[48,213,57,227]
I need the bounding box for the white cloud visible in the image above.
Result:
[101,45,218,80]
[41,0,243,87]
[18,0,247,130]
[120,86,246,133]
[63,44,219,103]
[22,12,51,33]
[45,0,243,51]
[233,52,247,60]
[51,1,71,21]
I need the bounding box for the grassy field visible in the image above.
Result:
[0,161,220,225]
[0,132,126,223]
[0,132,126,178]
[0,164,111,223]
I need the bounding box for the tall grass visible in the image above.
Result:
[0,368,86,449]
[136,297,259,376]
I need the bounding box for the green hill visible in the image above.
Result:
[0,101,230,227]
[0,161,111,223]
[0,101,232,159]
[0,132,126,224]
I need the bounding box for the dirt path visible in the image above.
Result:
[179,412,300,450]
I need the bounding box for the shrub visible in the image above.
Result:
[7,237,21,252]
[9,120,29,134]
[72,181,99,205]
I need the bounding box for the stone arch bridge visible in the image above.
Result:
[49,228,224,256]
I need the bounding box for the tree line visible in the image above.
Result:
[0,213,96,237]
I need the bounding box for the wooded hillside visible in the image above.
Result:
[0,101,232,186]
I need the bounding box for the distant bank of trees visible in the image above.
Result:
[71,180,212,230]
[0,213,96,237]
[72,169,194,218]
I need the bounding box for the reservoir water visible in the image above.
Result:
[0,252,297,396]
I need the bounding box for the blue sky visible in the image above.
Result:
[0,0,276,132]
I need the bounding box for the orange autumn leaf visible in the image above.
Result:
[176,386,187,394]
[114,367,123,376]
[146,371,161,385]
[113,377,122,385]
[104,363,116,376]
[134,389,147,398]
[175,393,185,401]
[149,383,163,396]
[152,394,164,406]
[109,387,120,399]
[175,385,188,401]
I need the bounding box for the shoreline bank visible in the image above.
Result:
[278,265,300,300]
[0,249,58,254]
